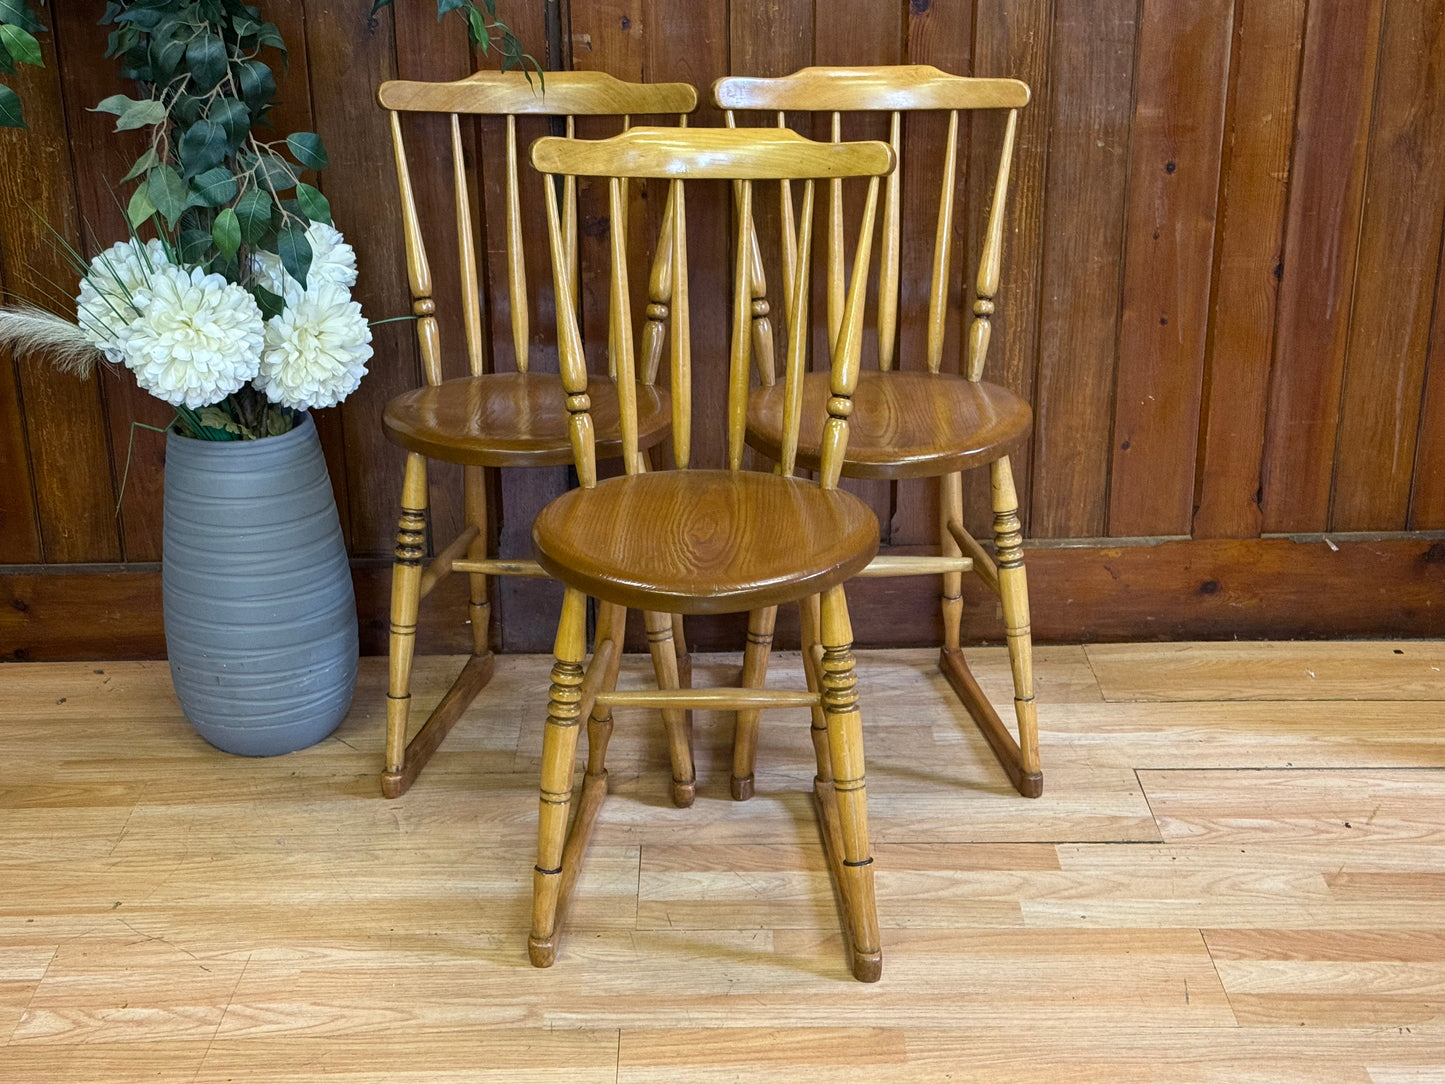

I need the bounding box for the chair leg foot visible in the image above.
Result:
[528,935,557,968]
[851,947,883,983]
[672,776,696,808]
[939,648,1042,798]
[730,773,754,801]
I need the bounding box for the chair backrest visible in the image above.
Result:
[530,127,895,487]
[378,71,698,386]
[713,65,1028,382]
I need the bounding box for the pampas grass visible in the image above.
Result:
[0,304,102,378]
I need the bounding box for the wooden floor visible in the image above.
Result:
[3,641,1444,1082]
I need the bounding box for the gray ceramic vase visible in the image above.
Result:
[162,413,358,756]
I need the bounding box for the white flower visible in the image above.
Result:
[250,221,358,295]
[75,238,170,361]
[115,265,265,409]
[256,280,373,410]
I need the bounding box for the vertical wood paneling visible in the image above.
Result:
[1329,0,1445,532]
[0,350,41,565]
[305,2,414,557]
[1192,0,1306,540]
[0,29,120,564]
[1409,223,1445,529]
[1260,0,1385,533]
[1108,0,1234,537]
[962,0,1052,541]
[1029,0,1137,539]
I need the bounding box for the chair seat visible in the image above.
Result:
[747,370,1032,480]
[532,470,879,615]
[383,372,670,467]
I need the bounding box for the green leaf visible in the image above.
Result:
[370,0,393,13]
[197,406,242,435]
[0,25,43,68]
[276,223,312,289]
[147,164,189,228]
[467,7,487,48]
[177,227,212,264]
[190,166,238,207]
[0,0,44,34]
[256,152,297,193]
[284,132,328,172]
[256,23,285,52]
[438,0,468,15]
[185,31,227,91]
[148,32,185,80]
[236,60,275,110]
[179,118,228,177]
[0,83,23,128]
[234,188,272,243]
[212,207,241,258]
[126,183,156,228]
[0,43,15,77]
[207,97,249,147]
[295,182,331,225]
[91,92,135,116]
[251,283,285,320]
[119,146,160,183]
[114,97,166,131]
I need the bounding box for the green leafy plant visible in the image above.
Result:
[0,1,538,130]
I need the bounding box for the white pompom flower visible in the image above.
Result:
[256,280,373,410]
[250,221,359,295]
[114,265,265,409]
[75,238,171,361]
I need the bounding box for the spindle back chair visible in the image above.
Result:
[713,65,1042,798]
[376,71,696,798]
[527,125,896,981]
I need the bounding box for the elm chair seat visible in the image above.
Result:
[534,470,879,615]
[747,369,1031,480]
[384,372,671,468]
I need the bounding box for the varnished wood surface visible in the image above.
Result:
[531,471,880,615]
[747,371,1032,480]
[2,641,1444,1079]
[382,372,671,467]
[379,69,697,116]
[531,126,896,180]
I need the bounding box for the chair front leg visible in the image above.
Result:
[817,585,882,983]
[644,608,695,807]
[992,456,1040,789]
[384,453,428,795]
[463,464,493,658]
[530,587,589,967]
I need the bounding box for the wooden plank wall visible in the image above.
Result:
[1,0,1443,660]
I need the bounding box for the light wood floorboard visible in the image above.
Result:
[1,642,1442,1080]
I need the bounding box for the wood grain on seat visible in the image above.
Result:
[533,470,879,615]
[748,370,1032,480]
[384,372,670,468]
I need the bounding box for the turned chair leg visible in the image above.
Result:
[384,454,428,795]
[530,588,590,968]
[815,585,881,982]
[992,456,1040,788]
[936,460,1043,799]
[731,605,777,800]
[463,464,494,659]
[644,609,695,807]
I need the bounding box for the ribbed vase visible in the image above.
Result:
[162,413,358,756]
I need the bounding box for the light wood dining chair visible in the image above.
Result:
[713,65,1042,798]
[527,125,895,981]
[377,71,697,798]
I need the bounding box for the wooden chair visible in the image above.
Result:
[527,126,895,981]
[377,72,697,798]
[713,65,1042,798]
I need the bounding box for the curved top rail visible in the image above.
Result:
[530,126,896,181]
[379,69,698,116]
[712,65,1029,112]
